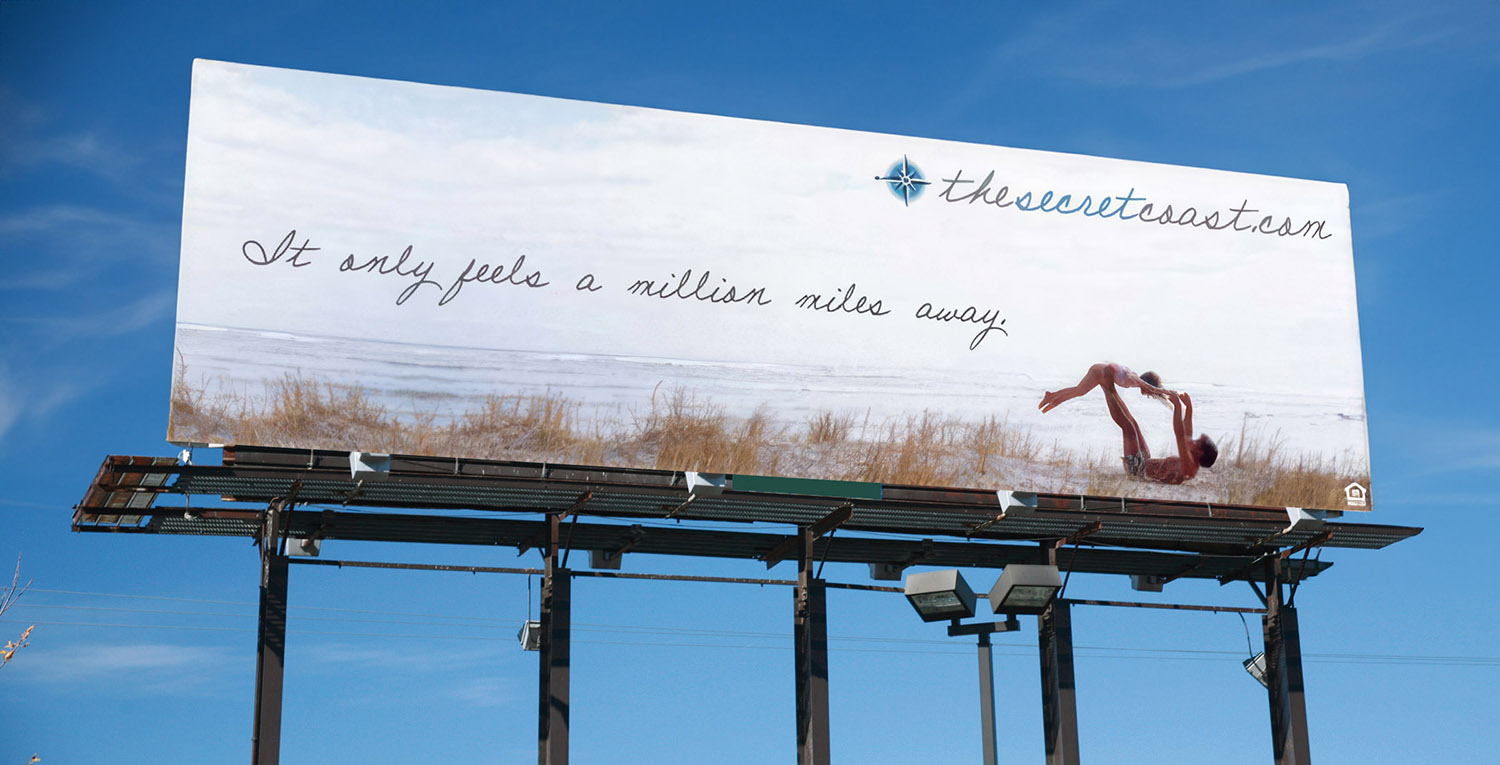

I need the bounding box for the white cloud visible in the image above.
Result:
[5,290,174,338]
[941,2,1474,109]
[1410,427,1500,476]
[0,370,18,444]
[0,204,144,235]
[1141,17,1457,88]
[301,640,499,672]
[0,120,147,188]
[449,676,512,708]
[5,642,237,692]
[0,364,92,449]
[0,205,178,291]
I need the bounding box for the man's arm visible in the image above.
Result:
[1181,391,1195,436]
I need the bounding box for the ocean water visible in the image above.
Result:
[172,324,1369,470]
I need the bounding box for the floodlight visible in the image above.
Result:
[904,569,977,622]
[1130,574,1165,592]
[589,549,623,570]
[288,537,321,557]
[988,564,1062,614]
[519,620,542,651]
[1243,651,1269,688]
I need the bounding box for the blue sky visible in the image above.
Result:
[2,2,1497,763]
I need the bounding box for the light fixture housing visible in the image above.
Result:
[988,564,1062,614]
[519,620,542,651]
[904,569,977,622]
[1243,652,1269,688]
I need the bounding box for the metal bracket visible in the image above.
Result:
[869,538,935,580]
[684,471,726,496]
[665,493,698,519]
[947,616,1021,637]
[349,451,391,481]
[969,490,1039,536]
[1061,521,1102,546]
[562,491,593,520]
[1220,526,1334,587]
[761,504,853,569]
[1249,507,1327,548]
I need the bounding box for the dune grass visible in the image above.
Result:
[170,370,1366,510]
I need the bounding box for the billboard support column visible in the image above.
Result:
[538,513,571,765]
[793,528,831,765]
[252,499,290,765]
[1262,557,1311,765]
[1038,544,1080,765]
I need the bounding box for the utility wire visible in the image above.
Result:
[21,589,1500,667]
[4,616,1497,667]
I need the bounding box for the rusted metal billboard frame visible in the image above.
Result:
[71,448,1419,764]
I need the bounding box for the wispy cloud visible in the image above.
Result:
[941,3,1477,117]
[1372,418,1500,502]
[0,90,148,189]
[3,290,175,338]
[0,204,150,236]
[7,131,146,184]
[301,640,499,672]
[5,641,237,694]
[1425,430,1500,475]
[1141,16,1457,89]
[0,367,89,448]
[450,676,513,708]
[1353,191,1445,243]
[0,204,178,291]
[0,498,59,510]
[0,371,18,443]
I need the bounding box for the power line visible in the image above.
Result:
[4,617,1497,667]
[23,588,1500,666]
[28,588,519,621]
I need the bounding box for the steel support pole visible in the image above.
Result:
[252,502,289,765]
[977,632,998,765]
[794,529,831,765]
[1039,544,1080,765]
[538,514,571,765]
[1263,559,1311,765]
[1039,599,1080,765]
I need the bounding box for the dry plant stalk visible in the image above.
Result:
[168,375,1363,503]
[1,555,33,670]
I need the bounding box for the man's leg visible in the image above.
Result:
[1040,363,1119,413]
[1099,379,1150,465]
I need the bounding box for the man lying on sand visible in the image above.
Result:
[1039,362,1217,484]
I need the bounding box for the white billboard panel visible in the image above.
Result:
[170,60,1372,511]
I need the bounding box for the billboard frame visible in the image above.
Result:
[72,448,1418,764]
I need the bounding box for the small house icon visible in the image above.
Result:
[1344,482,1368,508]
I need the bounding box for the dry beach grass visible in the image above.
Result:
[170,370,1366,510]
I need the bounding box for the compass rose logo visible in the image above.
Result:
[875,155,931,206]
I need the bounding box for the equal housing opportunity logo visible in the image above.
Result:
[874,155,1335,241]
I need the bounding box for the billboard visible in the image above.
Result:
[170,60,1372,512]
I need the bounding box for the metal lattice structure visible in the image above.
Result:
[71,446,1420,765]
